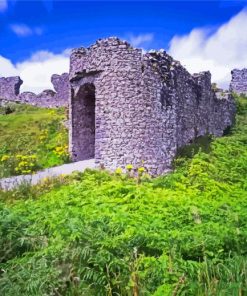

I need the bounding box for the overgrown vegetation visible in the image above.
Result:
[0,103,69,178]
[0,96,246,295]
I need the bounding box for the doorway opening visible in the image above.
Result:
[73,83,95,160]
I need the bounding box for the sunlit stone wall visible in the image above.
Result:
[230,69,247,95]
[69,37,236,175]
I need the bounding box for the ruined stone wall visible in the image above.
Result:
[136,51,235,174]
[51,73,70,106]
[0,73,69,107]
[69,37,235,176]
[230,69,247,95]
[0,76,23,101]
[139,51,177,174]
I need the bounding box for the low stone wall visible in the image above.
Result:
[0,73,69,108]
[230,69,247,95]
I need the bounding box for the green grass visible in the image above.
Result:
[0,103,69,178]
[0,96,246,295]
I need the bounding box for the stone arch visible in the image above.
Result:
[70,83,96,161]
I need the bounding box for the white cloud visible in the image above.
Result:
[0,56,18,76]
[129,33,154,48]
[0,50,70,93]
[10,24,43,37]
[168,9,247,89]
[0,0,7,12]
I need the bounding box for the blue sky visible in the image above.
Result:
[0,1,246,62]
[0,1,247,92]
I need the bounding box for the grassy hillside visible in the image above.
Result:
[0,96,246,295]
[0,103,69,178]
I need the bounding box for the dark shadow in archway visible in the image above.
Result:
[72,83,95,160]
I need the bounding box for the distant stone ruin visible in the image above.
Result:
[230,69,247,95]
[0,73,69,107]
[69,37,235,175]
[0,76,22,100]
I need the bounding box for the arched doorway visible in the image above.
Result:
[71,83,96,160]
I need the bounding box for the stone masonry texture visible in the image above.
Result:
[69,37,236,176]
[0,76,23,99]
[0,73,69,107]
[230,69,247,95]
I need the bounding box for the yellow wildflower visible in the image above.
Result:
[115,167,122,175]
[138,167,145,173]
[126,164,133,171]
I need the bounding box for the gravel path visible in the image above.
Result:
[0,159,95,191]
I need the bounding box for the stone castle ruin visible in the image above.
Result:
[69,37,235,175]
[0,37,236,175]
[230,69,247,95]
[0,73,69,107]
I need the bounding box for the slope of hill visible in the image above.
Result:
[0,103,69,178]
[0,96,246,295]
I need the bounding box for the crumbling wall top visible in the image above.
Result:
[0,76,23,99]
[0,73,69,107]
[69,37,142,81]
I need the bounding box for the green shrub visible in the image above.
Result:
[0,96,246,295]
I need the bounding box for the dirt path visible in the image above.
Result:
[0,159,95,190]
